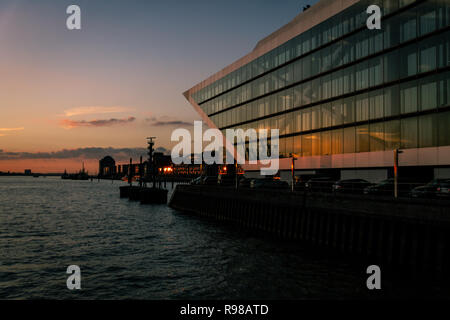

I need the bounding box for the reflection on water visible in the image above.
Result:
[0,177,444,299]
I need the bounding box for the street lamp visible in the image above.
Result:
[290,153,299,192]
[394,148,403,199]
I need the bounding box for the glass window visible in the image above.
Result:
[384,84,400,117]
[399,43,417,78]
[369,56,383,87]
[302,109,311,131]
[293,59,302,82]
[418,1,437,35]
[383,0,398,15]
[419,114,438,148]
[384,120,401,150]
[285,114,293,135]
[384,15,400,49]
[401,117,418,149]
[399,10,417,43]
[302,55,311,79]
[342,65,355,94]
[332,70,343,97]
[383,51,400,82]
[332,100,344,126]
[311,133,321,156]
[420,78,438,111]
[315,80,325,106]
[302,81,312,105]
[399,0,415,8]
[278,115,286,136]
[302,134,312,156]
[369,29,383,55]
[342,39,355,65]
[321,131,331,156]
[439,72,450,108]
[332,42,343,67]
[321,103,332,128]
[369,90,384,120]
[369,122,385,151]
[320,46,332,72]
[344,127,356,154]
[356,124,370,153]
[279,137,287,158]
[293,84,302,108]
[331,129,344,155]
[356,93,369,122]
[356,61,369,90]
[355,30,369,60]
[438,111,450,147]
[400,81,418,114]
[343,96,355,124]
[294,111,302,133]
[311,106,321,130]
[285,137,294,156]
[419,38,437,73]
[311,52,321,76]
[322,74,332,100]
[294,135,302,155]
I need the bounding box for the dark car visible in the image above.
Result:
[190,176,203,185]
[332,179,373,194]
[293,174,317,191]
[238,177,253,188]
[201,176,218,185]
[410,179,450,199]
[250,178,289,190]
[436,180,450,199]
[363,178,414,196]
[217,174,236,186]
[305,177,337,193]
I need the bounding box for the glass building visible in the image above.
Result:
[184,0,450,182]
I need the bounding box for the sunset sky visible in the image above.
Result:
[1,0,316,173]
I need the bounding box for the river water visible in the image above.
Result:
[0,176,446,299]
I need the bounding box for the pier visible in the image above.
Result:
[169,185,450,280]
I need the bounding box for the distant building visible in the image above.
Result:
[99,156,116,178]
[24,169,32,175]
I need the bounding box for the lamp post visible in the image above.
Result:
[394,148,403,199]
[147,137,156,188]
[290,153,299,192]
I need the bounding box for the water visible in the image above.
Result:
[0,176,445,299]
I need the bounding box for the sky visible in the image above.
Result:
[0,0,318,173]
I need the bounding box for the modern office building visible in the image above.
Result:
[184,0,450,182]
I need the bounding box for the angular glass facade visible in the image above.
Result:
[186,0,450,174]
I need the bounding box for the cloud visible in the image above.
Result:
[60,117,136,129]
[0,146,169,161]
[0,127,24,132]
[0,127,24,137]
[146,116,192,127]
[63,106,133,117]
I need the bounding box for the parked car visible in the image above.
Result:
[363,178,414,196]
[238,177,253,188]
[305,177,337,193]
[294,174,317,191]
[250,178,289,190]
[218,174,236,186]
[332,179,373,194]
[436,180,450,199]
[410,179,450,199]
[190,176,203,185]
[201,176,218,185]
